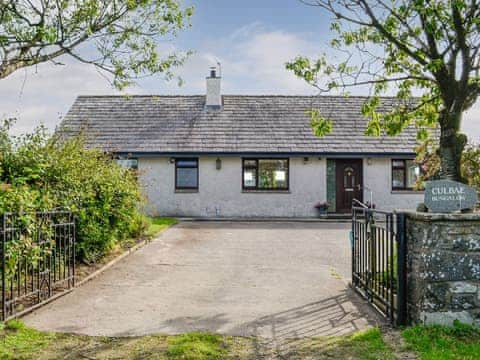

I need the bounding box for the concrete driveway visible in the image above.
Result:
[25,221,383,338]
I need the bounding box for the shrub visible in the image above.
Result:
[0,120,147,262]
[416,140,480,193]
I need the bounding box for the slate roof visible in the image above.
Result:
[60,95,423,155]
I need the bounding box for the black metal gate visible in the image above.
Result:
[351,206,407,325]
[1,210,75,321]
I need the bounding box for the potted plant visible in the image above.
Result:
[314,201,330,215]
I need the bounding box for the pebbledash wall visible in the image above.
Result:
[138,156,423,217]
[405,211,480,327]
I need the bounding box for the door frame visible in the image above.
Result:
[335,159,363,213]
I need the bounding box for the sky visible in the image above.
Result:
[1,0,479,140]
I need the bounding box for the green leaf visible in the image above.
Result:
[307,109,333,136]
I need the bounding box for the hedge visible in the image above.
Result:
[0,120,147,263]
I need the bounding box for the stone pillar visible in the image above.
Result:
[404,211,480,326]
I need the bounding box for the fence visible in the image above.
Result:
[1,210,75,321]
[351,206,407,325]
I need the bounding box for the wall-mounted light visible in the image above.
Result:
[169,157,175,164]
[367,158,372,165]
[216,158,222,170]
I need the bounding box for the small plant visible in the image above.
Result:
[314,201,330,216]
[314,201,330,211]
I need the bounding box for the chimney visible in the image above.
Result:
[206,67,222,109]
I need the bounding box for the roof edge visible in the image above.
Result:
[114,151,416,158]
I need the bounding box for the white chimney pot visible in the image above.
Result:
[206,68,222,109]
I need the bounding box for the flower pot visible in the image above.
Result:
[316,208,328,216]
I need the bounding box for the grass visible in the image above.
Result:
[4,320,480,359]
[0,320,55,359]
[166,332,227,360]
[402,320,480,360]
[146,217,178,238]
[290,328,395,360]
[0,322,397,360]
[0,322,247,360]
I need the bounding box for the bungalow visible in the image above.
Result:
[60,69,425,218]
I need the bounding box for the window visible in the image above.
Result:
[175,158,198,190]
[242,158,289,190]
[116,158,138,170]
[392,159,421,190]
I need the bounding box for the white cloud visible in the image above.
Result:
[226,28,319,93]
[0,58,117,134]
[141,23,319,95]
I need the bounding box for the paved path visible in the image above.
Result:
[25,221,383,338]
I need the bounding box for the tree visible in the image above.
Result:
[415,140,480,192]
[0,1,193,89]
[286,0,480,182]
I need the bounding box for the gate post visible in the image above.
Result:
[396,212,407,326]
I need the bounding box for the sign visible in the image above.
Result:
[424,180,478,213]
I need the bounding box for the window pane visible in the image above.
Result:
[392,169,405,188]
[117,159,138,170]
[243,168,256,187]
[275,170,286,182]
[406,160,420,188]
[176,160,197,167]
[258,159,288,189]
[176,168,198,188]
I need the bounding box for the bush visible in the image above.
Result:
[0,120,147,262]
[416,140,480,193]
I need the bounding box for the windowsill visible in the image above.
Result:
[242,190,290,194]
[391,190,424,194]
[175,189,199,194]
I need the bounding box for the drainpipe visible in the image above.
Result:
[363,185,373,207]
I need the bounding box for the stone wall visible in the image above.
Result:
[404,211,480,326]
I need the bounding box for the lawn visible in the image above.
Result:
[402,320,480,360]
[0,321,395,360]
[146,217,178,238]
[2,320,479,359]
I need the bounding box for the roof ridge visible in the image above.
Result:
[76,94,409,99]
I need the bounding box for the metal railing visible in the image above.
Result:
[1,210,75,321]
[351,206,407,325]
[352,198,368,209]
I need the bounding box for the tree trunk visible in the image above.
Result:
[438,111,467,182]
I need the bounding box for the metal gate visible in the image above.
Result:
[1,210,75,321]
[351,206,407,325]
